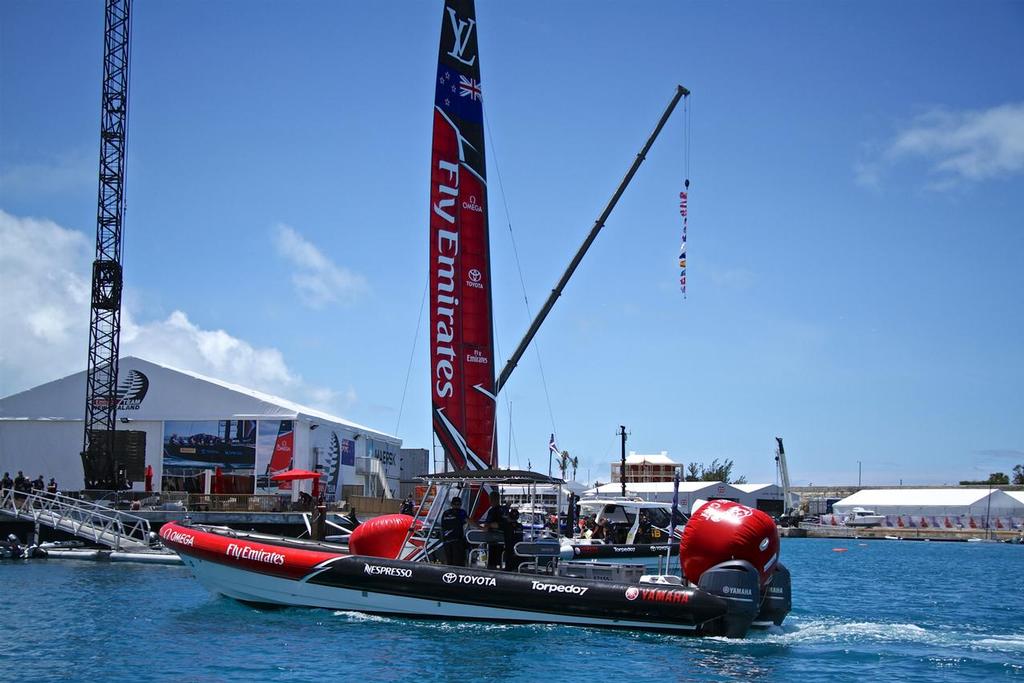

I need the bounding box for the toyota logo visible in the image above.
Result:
[442,572,457,584]
[625,587,639,601]
[468,269,482,283]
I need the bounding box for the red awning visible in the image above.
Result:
[270,469,322,482]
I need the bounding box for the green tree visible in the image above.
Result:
[685,459,747,484]
[1012,464,1024,485]
[988,472,1010,485]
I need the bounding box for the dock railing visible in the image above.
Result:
[0,487,153,550]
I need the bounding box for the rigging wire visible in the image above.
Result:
[482,101,560,446]
[394,279,429,436]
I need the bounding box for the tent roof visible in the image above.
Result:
[836,488,1001,507]
[0,356,399,442]
[127,357,397,439]
[422,469,562,485]
[733,483,778,493]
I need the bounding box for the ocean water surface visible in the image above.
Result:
[1,538,1021,681]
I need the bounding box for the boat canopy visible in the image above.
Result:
[418,469,563,485]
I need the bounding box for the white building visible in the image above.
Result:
[827,488,1024,529]
[0,357,405,498]
[585,481,745,512]
[732,483,799,516]
[611,451,680,483]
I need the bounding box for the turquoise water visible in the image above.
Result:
[1,538,1022,681]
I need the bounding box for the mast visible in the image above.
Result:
[775,437,792,516]
[619,425,628,497]
[428,0,497,473]
[496,85,689,393]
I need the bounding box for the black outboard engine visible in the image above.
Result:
[2,534,24,560]
[697,559,761,637]
[756,562,791,627]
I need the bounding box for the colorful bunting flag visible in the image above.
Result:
[679,180,689,297]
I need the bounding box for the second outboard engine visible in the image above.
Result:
[697,559,761,637]
[756,562,792,627]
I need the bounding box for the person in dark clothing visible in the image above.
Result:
[635,510,653,544]
[483,500,509,569]
[400,496,415,516]
[14,471,28,493]
[503,508,525,572]
[1,472,12,491]
[46,478,58,495]
[440,497,469,566]
[33,475,45,492]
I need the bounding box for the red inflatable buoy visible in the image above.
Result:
[348,514,417,559]
[679,500,780,587]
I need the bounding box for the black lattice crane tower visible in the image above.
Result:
[81,0,132,490]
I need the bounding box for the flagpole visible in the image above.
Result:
[665,469,681,573]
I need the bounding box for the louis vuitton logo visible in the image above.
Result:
[446,7,476,66]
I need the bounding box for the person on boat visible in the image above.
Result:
[440,496,469,567]
[1,472,12,491]
[483,497,509,569]
[46,478,58,495]
[400,496,415,516]
[33,475,45,492]
[503,507,525,572]
[635,511,653,544]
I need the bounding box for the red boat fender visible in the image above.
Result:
[349,514,418,558]
[679,500,780,588]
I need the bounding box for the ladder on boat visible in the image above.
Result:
[0,488,153,551]
[399,480,491,562]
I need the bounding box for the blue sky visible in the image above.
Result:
[2,1,1022,486]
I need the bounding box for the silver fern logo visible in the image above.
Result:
[116,370,149,410]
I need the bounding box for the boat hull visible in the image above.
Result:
[161,522,745,635]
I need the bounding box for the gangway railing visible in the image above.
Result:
[0,488,153,550]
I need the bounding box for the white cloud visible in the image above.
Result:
[860,103,1024,189]
[0,210,350,414]
[0,210,92,386]
[273,224,368,308]
[0,150,94,197]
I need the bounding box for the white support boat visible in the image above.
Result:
[845,508,886,527]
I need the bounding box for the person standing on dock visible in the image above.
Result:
[1,472,11,491]
[47,478,57,494]
[400,496,415,516]
[441,496,469,567]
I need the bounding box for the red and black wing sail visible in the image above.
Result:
[429,0,496,472]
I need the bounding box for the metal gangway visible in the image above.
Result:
[0,488,153,551]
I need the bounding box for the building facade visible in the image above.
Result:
[610,451,680,483]
[0,357,409,499]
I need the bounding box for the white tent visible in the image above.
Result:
[0,356,402,497]
[829,488,1024,529]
